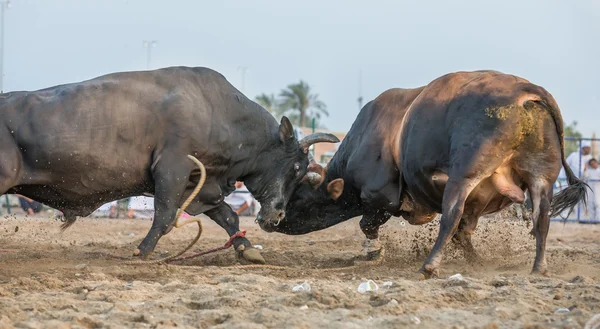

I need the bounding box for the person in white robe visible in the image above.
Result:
[91,200,118,218]
[583,158,600,221]
[224,182,255,216]
[127,196,155,219]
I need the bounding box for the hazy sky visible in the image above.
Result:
[5,0,600,135]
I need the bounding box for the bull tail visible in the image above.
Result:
[59,213,78,231]
[522,93,589,218]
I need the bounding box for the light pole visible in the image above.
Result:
[0,0,11,93]
[143,40,157,70]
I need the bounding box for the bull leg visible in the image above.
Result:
[528,180,552,275]
[0,141,20,198]
[135,156,192,258]
[420,179,479,278]
[0,172,13,194]
[522,191,533,221]
[452,215,480,262]
[205,202,266,264]
[359,210,392,260]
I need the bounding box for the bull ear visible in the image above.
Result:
[327,178,344,200]
[279,116,295,143]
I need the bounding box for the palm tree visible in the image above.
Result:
[279,81,328,127]
[564,121,583,156]
[255,93,279,117]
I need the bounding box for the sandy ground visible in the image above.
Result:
[1,210,599,329]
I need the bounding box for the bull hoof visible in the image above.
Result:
[362,238,384,261]
[419,265,439,280]
[133,247,153,260]
[366,247,385,261]
[531,267,550,277]
[236,245,266,264]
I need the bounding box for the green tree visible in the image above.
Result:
[279,81,329,128]
[255,93,280,117]
[564,121,583,156]
[283,113,326,129]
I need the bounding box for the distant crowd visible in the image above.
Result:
[557,141,600,220]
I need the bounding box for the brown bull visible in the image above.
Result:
[258,70,587,278]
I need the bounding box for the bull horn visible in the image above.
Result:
[299,171,324,189]
[299,133,340,152]
[307,172,323,186]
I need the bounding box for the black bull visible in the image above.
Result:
[0,66,339,262]
[260,70,587,278]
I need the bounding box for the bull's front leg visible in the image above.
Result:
[135,155,193,258]
[205,202,266,264]
[420,179,477,279]
[359,210,391,261]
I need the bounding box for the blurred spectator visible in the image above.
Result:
[583,158,600,220]
[15,194,43,216]
[92,201,119,218]
[224,181,255,216]
[127,196,154,219]
[562,141,592,178]
[557,141,592,192]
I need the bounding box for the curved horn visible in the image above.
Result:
[299,171,324,189]
[299,133,340,151]
[300,162,326,189]
[307,172,323,186]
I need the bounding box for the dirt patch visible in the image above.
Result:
[1,213,599,328]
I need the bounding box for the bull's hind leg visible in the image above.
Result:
[360,210,392,260]
[0,174,16,200]
[135,154,193,258]
[0,137,21,198]
[528,180,552,276]
[205,202,266,264]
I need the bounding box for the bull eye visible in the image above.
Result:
[294,162,301,177]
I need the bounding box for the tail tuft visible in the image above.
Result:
[550,180,589,218]
[58,214,78,231]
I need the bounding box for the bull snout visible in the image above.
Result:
[257,219,275,233]
[256,209,285,233]
[275,209,285,223]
